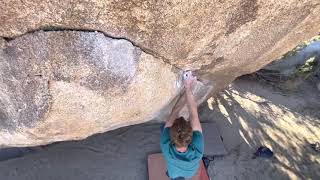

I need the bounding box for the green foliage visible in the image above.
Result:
[254,34,320,90]
[293,56,319,82]
[297,57,317,74]
[281,35,320,59]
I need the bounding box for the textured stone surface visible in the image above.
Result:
[0,31,191,147]
[1,0,320,82]
[0,0,320,146]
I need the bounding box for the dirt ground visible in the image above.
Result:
[201,77,320,180]
[0,77,319,180]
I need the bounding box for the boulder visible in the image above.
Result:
[0,31,212,147]
[1,0,320,85]
[0,0,320,146]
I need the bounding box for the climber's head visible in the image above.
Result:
[170,117,193,152]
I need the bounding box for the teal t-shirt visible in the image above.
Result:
[160,127,204,179]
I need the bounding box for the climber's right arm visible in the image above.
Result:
[184,72,202,132]
[165,91,186,128]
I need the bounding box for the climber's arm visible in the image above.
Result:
[165,91,186,128]
[184,72,202,132]
[185,87,202,132]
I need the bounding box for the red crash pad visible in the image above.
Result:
[148,153,209,180]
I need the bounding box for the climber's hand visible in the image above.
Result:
[183,71,196,90]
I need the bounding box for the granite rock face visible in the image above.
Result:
[0,31,207,147]
[0,0,320,146]
[1,0,320,88]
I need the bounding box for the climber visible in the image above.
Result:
[160,71,204,180]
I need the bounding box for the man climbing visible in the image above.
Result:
[160,71,204,180]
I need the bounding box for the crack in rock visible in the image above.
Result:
[0,28,183,71]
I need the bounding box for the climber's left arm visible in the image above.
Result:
[165,91,186,128]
